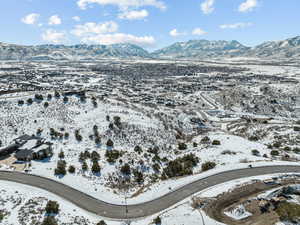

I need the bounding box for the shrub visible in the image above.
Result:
[27,98,33,104]
[58,151,65,159]
[105,150,121,163]
[63,96,69,103]
[294,126,300,132]
[201,136,210,144]
[134,146,143,154]
[18,100,24,105]
[41,216,58,225]
[82,161,88,171]
[121,163,131,175]
[68,165,75,173]
[45,201,59,214]
[251,149,260,156]
[271,150,279,156]
[44,102,49,108]
[91,161,101,173]
[275,202,300,221]
[47,94,52,100]
[75,130,82,142]
[106,139,114,147]
[35,94,44,101]
[91,151,100,162]
[193,142,198,147]
[178,142,187,150]
[153,216,161,225]
[153,163,161,172]
[212,140,221,145]
[96,220,107,225]
[163,154,199,178]
[54,160,66,176]
[221,150,236,155]
[54,91,60,98]
[202,161,216,171]
[133,170,144,184]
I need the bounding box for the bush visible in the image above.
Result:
[18,100,24,105]
[82,161,88,171]
[212,140,221,145]
[96,220,107,225]
[58,151,65,159]
[163,154,199,178]
[35,94,44,101]
[91,161,101,173]
[201,136,210,144]
[45,201,59,214]
[63,96,69,103]
[252,149,260,156]
[275,202,300,221]
[54,160,66,175]
[134,146,143,154]
[44,102,49,108]
[153,216,161,225]
[202,161,216,171]
[193,142,198,147]
[47,94,52,100]
[41,216,58,225]
[27,98,33,104]
[294,126,300,132]
[68,165,75,173]
[54,91,60,98]
[178,142,187,150]
[105,150,121,163]
[75,130,83,142]
[91,151,100,162]
[271,150,279,156]
[133,170,144,184]
[121,163,131,175]
[106,139,114,147]
[0,212,5,222]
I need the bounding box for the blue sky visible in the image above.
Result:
[0,0,300,50]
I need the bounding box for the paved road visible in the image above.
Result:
[1,166,300,220]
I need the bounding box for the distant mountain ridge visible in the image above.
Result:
[1,36,300,60]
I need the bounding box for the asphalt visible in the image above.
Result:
[1,165,300,220]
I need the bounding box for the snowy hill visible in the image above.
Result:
[1,35,300,60]
[0,42,151,60]
[152,40,250,59]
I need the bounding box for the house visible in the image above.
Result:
[15,143,53,161]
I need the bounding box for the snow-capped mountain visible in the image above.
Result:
[151,40,250,58]
[1,36,300,60]
[0,42,151,60]
[247,36,300,58]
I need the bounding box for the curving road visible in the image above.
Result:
[1,166,300,220]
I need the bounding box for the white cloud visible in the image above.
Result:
[239,0,258,12]
[21,13,40,25]
[118,9,148,20]
[48,15,62,25]
[201,0,215,14]
[77,0,166,11]
[169,29,186,37]
[81,33,155,47]
[42,29,66,43]
[192,28,207,35]
[72,16,81,22]
[220,22,253,29]
[71,21,119,37]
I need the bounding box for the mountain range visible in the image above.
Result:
[1,36,300,60]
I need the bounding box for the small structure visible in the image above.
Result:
[15,143,53,161]
[0,135,53,161]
